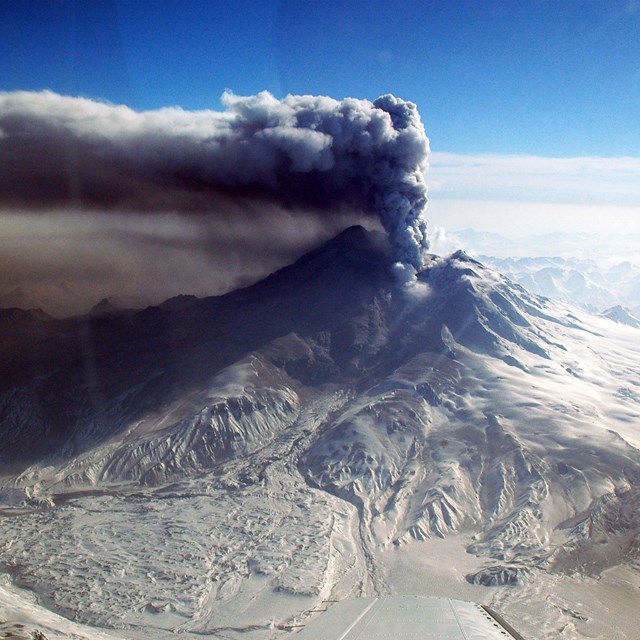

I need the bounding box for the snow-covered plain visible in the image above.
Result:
[1,230,639,639]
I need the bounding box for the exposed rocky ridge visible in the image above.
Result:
[601,305,640,328]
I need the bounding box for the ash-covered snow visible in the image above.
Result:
[1,229,640,640]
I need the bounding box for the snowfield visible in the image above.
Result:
[1,229,639,639]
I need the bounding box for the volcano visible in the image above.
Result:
[1,227,639,640]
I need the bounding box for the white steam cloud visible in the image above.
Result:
[0,90,430,273]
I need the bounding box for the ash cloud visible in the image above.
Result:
[0,90,430,273]
[0,209,365,316]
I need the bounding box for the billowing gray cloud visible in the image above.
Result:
[0,90,430,273]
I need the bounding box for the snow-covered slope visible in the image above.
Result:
[1,227,639,640]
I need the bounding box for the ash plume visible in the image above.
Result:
[0,90,430,274]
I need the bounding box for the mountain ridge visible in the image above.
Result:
[1,226,640,640]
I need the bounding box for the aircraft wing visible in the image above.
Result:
[292,596,525,640]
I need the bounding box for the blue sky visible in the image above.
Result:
[2,0,640,156]
[2,0,640,238]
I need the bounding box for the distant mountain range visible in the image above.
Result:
[480,255,640,317]
[0,227,639,640]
